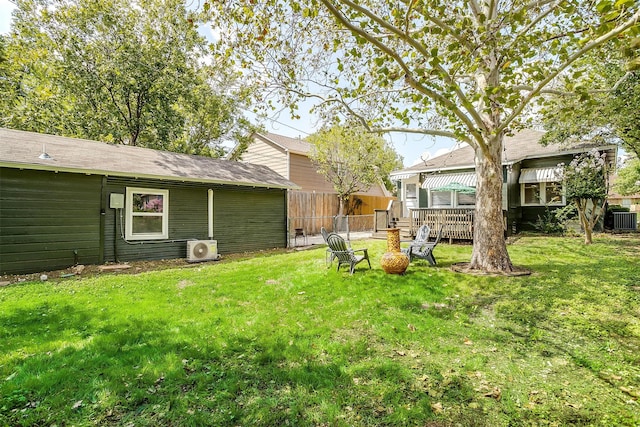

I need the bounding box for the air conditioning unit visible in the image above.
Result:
[187,240,219,262]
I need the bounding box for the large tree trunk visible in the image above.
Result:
[469,135,514,273]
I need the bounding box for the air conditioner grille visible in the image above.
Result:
[187,240,219,262]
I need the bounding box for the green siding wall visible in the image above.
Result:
[0,170,287,272]
[512,155,576,233]
[0,168,102,274]
[104,178,287,262]
[213,188,287,254]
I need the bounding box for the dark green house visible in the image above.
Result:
[388,129,617,239]
[0,128,297,275]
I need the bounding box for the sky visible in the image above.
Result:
[0,0,458,167]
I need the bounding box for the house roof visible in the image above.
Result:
[257,132,311,155]
[391,129,616,177]
[0,128,298,189]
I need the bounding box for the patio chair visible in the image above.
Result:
[320,227,335,266]
[325,233,371,274]
[402,224,430,256]
[405,225,443,266]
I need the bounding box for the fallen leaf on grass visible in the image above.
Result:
[484,387,502,400]
[620,386,640,398]
[463,338,473,346]
[407,323,416,332]
[72,400,83,410]
[431,402,443,413]
[395,350,406,356]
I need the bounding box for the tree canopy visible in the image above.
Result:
[615,157,640,196]
[209,0,640,273]
[1,0,256,156]
[540,48,640,159]
[306,125,402,215]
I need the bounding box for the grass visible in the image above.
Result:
[1,234,639,426]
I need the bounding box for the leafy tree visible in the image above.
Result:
[306,125,402,216]
[559,149,610,244]
[1,0,254,156]
[540,50,640,159]
[209,0,640,273]
[615,157,640,196]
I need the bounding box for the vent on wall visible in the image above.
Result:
[186,240,220,262]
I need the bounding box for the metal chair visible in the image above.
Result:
[294,228,307,246]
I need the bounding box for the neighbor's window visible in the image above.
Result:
[125,187,169,240]
[521,182,564,206]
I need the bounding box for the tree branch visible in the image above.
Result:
[319,0,483,144]
[501,8,640,134]
[370,126,468,142]
[506,0,562,53]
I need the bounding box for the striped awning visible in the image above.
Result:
[519,167,562,184]
[422,172,476,189]
[390,172,418,181]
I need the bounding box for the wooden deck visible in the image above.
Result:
[375,208,474,241]
[408,208,474,241]
[375,208,510,242]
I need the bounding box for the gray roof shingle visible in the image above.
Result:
[260,132,311,155]
[0,128,298,189]
[392,129,615,175]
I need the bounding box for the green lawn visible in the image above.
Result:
[1,235,639,426]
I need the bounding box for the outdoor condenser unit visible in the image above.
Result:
[186,240,219,262]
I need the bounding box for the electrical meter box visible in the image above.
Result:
[110,193,125,209]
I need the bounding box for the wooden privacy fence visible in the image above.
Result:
[288,191,392,235]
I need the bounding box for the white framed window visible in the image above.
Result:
[431,191,453,207]
[429,190,477,208]
[521,182,564,206]
[406,183,417,199]
[126,187,169,240]
[456,192,476,207]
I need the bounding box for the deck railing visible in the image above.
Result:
[409,208,475,240]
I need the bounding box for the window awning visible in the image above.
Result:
[390,172,418,181]
[422,172,476,189]
[519,167,562,184]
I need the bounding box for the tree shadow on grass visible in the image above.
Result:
[0,302,484,427]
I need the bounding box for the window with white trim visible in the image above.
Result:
[406,183,417,199]
[431,191,452,207]
[429,190,477,208]
[126,187,169,240]
[521,182,564,206]
[456,192,476,206]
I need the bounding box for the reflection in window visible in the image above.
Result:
[521,182,564,206]
[523,183,541,205]
[126,188,169,240]
[545,182,563,205]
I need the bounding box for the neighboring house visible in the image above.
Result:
[0,128,297,275]
[389,129,617,237]
[230,132,394,234]
[608,176,640,212]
